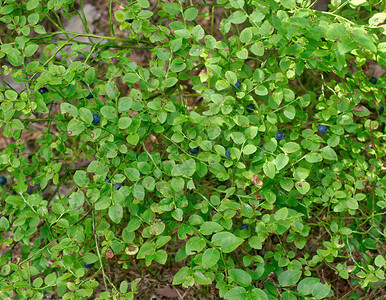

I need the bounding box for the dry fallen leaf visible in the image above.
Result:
[251,174,263,186]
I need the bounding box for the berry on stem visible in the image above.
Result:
[225,150,231,158]
[241,224,249,230]
[92,113,100,125]
[274,132,285,141]
[114,183,122,190]
[232,80,241,89]
[318,125,328,134]
[369,77,377,85]
[188,147,199,154]
[84,262,94,269]
[246,104,255,113]
[0,176,7,185]
[86,93,93,99]
[125,19,133,23]
[38,87,49,94]
[105,177,111,183]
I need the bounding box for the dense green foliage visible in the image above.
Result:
[0,0,385,299]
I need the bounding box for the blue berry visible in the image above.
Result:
[380,106,384,112]
[246,104,255,113]
[140,172,145,177]
[86,93,93,99]
[240,224,249,230]
[114,183,121,190]
[318,125,328,134]
[188,147,199,154]
[84,262,94,269]
[38,87,49,94]
[92,113,100,125]
[225,150,231,158]
[260,145,265,150]
[0,176,7,185]
[125,19,133,23]
[105,177,111,183]
[232,80,241,89]
[274,132,285,141]
[369,77,377,85]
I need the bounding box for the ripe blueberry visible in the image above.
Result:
[92,113,101,125]
[188,147,199,154]
[246,104,255,113]
[125,19,134,23]
[260,145,265,150]
[369,77,377,85]
[225,150,231,158]
[318,125,328,134]
[38,87,49,94]
[240,224,249,230]
[84,262,94,269]
[86,93,93,99]
[232,80,241,89]
[140,172,145,177]
[274,132,285,141]
[0,176,7,185]
[114,183,121,190]
[105,177,111,183]
[380,106,384,112]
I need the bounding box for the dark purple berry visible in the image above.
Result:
[84,262,94,269]
[92,113,100,125]
[260,145,265,150]
[318,125,328,134]
[232,80,241,89]
[240,224,249,230]
[246,104,255,113]
[188,147,199,154]
[86,93,93,99]
[105,177,111,183]
[274,132,285,141]
[114,183,121,190]
[225,150,231,158]
[125,19,134,23]
[369,77,377,85]
[0,176,7,185]
[38,87,49,94]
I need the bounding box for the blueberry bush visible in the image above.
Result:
[0,0,385,299]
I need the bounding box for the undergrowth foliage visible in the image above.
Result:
[0,0,385,299]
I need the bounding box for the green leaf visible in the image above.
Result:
[240,27,252,44]
[229,11,247,24]
[312,283,331,299]
[280,0,296,9]
[275,154,289,170]
[278,269,302,287]
[73,170,89,187]
[212,232,244,253]
[202,248,220,268]
[293,167,310,180]
[118,117,132,129]
[173,267,191,285]
[282,142,300,153]
[305,152,322,163]
[79,107,93,123]
[69,190,85,210]
[250,42,264,56]
[24,44,39,57]
[27,0,39,10]
[229,268,252,287]
[84,253,98,264]
[224,287,247,300]
[297,277,320,295]
[275,207,288,220]
[321,146,337,160]
[184,7,198,21]
[263,161,276,179]
[133,185,145,201]
[109,204,123,224]
[101,106,117,121]
[243,145,257,155]
[186,237,206,255]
